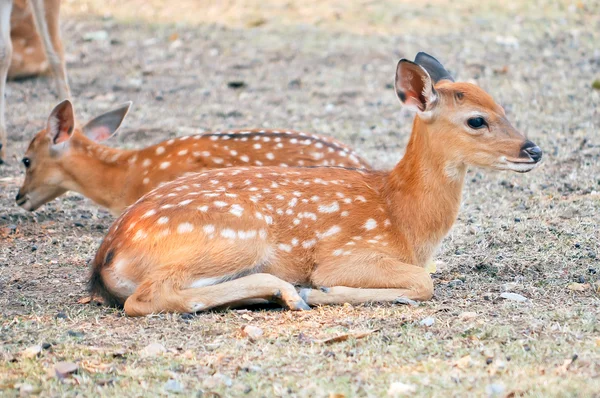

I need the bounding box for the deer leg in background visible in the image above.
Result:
[0,0,13,163]
[29,0,70,99]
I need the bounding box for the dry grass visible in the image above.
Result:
[1,0,600,396]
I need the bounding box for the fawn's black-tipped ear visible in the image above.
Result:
[395,59,436,113]
[414,52,454,83]
[46,100,75,145]
[83,101,132,142]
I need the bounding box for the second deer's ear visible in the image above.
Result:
[414,52,454,84]
[46,100,75,145]
[83,102,132,142]
[394,59,437,113]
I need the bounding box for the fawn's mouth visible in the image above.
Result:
[494,157,540,173]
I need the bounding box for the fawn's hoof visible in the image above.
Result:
[290,298,311,311]
[393,297,419,306]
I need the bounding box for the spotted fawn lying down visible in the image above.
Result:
[89,52,542,316]
[16,100,370,215]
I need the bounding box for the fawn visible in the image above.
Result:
[89,52,542,316]
[1,0,70,163]
[16,100,370,215]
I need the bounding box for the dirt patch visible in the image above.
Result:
[1,0,599,396]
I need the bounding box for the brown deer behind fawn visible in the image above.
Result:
[89,52,542,316]
[16,100,370,215]
[1,0,70,164]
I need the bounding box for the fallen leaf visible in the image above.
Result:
[77,296,92,304]
[500,292,528,302]
[567,283,589,292]
[241,325,264,341]
[387,381,416,396]
[329,394,345,398]
[21,345,42,359]
[317,329,379,344]
[168,32,179,42]
[458,312,478,320]
[54,361,78,378]
[454,355,472,369]
[140,343,166,357]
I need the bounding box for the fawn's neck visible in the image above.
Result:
[62,134,135,214]
[384,117,466,266]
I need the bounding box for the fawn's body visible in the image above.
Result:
[16,101,370,215]
[0,0,70,163]
[90,53,542,316]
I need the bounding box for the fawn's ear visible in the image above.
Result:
[395,59,437,113]
[46,100,75,145]
[82,101,132,142]
[414,52,454,83]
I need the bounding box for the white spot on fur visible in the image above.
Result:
[318,201,339,213]
[221,229,236,239]
[203,224,215,234]
[159,161,171,169]
[142,209,156,218]
[364,219,377,230]
[230,204,244,217]
[317,225,341,238]
[177,223,194,233]
[156,146,165,155]
[214,201,228,207]
[278,243,292,253]
[302,239,316,248]
[157,216,169,225]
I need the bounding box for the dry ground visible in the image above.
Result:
[1,0,600,396]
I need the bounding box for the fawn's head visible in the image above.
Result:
[16,100,131,211]
[395,52,542,176]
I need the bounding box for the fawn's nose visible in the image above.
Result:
[15,191,26,205]
[520,141,542,163]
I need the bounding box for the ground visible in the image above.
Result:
[1,0,599,396]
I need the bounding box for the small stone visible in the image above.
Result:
[41,342,52,350]
[387,381,416,396]
[54,361,78,378]
[394,297,418,306]
[164,379,185,393]
[21,345,42,359]
[578,275,586,284]
[241,325,264,340]
[56,312,67,319]
[448,279,464,287]
[485,383,505,396]
[140,342,166,357]
[83,30,109,42]
[67,330,84,337]
[500,292,528,302]
[227,81,246,89]
[458,311,478,320]
[419,317,435,327]
[18,383,34,395]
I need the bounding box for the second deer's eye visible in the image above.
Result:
[22,158,31,168]
[467,117,487,129]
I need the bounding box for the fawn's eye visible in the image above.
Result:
[22,158,31,168]
[467,117,487,129]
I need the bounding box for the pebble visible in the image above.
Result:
[140,342,166,357]
[485,383,505,396]
[448,279,464,287]
[54,361,78,378]
[419,317,435,327]
[241,325,264,340]
[387,381,417,396]
[164,379,185,393]
[500,292,528,302]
